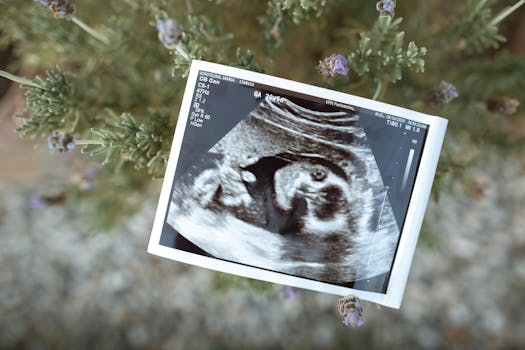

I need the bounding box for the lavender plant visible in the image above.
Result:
[453,0,525,53]
[0,0,524,326]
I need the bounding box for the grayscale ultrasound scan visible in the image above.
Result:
[149,61,447,305]
[167,96,400,291]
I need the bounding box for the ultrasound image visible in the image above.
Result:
[167,96,400,287]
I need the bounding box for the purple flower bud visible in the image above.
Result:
[35,0,74,19]
[282,286,299,300]
[423,81,459,106]
[29,193,66,208]
[29,194,46,209]
[83,166,101,180]
[338,295,365,328]
[376,0,396,17]
[317,54,349,79]
[72,163,101,191]
[443,83,459,99]
[47,131,76,153]
[157,18,182,49]
[342,309,365,327]
[486,96,520,116]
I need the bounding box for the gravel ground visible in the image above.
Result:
[1,154,524,349]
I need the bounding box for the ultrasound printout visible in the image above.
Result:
[158,68,430,294]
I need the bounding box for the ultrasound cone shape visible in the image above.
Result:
[167,96,400,291]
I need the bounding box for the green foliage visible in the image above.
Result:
[417,219,441,250]
[234,48,263,72]
[160,12,263,77]
[452,0,525,53]
[348,16,426,84]
[68,162,153,230]
[17,69,76,136]
[431,153,471,203]
[260,0,331,48]
[210,272,277,298]
[268,0,329,24]
[169,15,230,76]
[0,0,524,231]
[0,0,524,314]
[453,0,505,53]
[0,1,103,64]
[85,111,173,176]
[457,52,525,99]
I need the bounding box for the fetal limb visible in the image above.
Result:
[193,162,253,209]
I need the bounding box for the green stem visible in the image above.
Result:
[198,23,234,43]
[372,80,382,100]
[71,17,110,45]
[185,0,193,13]
[75,139,106,145]
[489,0,525,26]
[175,43,191,61]
[0,70,39,88]
[472,0,489,15]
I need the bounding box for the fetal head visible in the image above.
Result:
[273,160,351,222]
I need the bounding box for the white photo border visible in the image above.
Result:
[148,60,448,308]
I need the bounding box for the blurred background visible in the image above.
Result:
[1,0,525,349]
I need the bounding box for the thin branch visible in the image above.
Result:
[199,23,234,43]
[185,0,193,13]
[490,0,525,26]
[71,17,110,45]
[0,70,39,88]
[372,80,382,100]
[472,0,489,15]
[174,43,191,61]
[75,139,106,145]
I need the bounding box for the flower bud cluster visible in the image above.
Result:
[317,54,349,79]
[47,131,75,153]
[376,0,396,17]
[338,295,365,328]
[35,0,74,19]
[423,81,459,106]
[157,19,182,49]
